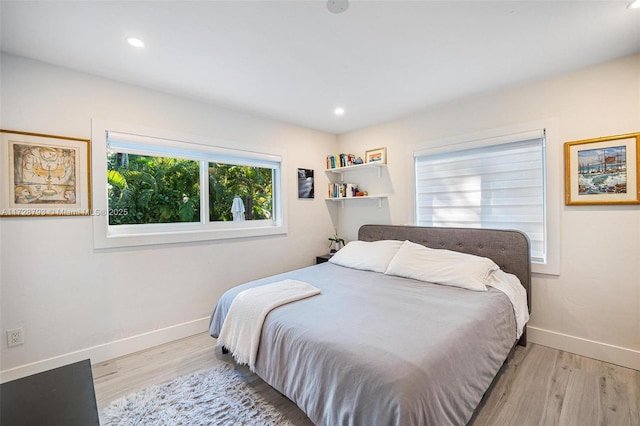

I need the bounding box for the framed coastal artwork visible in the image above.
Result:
[365,147,387,164]
[564,132,640,205]
[0,129,91,216]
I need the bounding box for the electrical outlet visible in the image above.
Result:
[7,328,24,347]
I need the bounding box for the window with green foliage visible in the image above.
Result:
[92,123,285,249]
[208,163,273,222]
[106,155,276,225]
[108,153,201,225]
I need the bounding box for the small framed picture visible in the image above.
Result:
[0,129,92,216]
[365,147,387,164]
[564,132,639,205]
[297,168,314,199]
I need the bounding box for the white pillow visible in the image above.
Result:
[328,240,403,273]
[384,240,499,291]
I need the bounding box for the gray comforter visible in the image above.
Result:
[209,262,516,426]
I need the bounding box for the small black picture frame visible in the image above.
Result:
[297,168,314,199]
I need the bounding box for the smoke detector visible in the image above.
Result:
[327,0,349,14]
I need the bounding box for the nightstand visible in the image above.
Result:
[1,359,99,426]
[316,254,332,264]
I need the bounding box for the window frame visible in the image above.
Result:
[410,120,560,275]
[92,120,287,249]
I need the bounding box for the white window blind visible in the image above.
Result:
[106,131,281,169]
[415,134,546,263]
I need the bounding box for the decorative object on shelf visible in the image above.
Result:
[354,157,364,164]
[328,233,345,253]
[365,147,387,164]
[564,132,640,205]
[297,168,314,199]
[0,129,92,216]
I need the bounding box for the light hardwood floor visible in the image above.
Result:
[92,333,640,425]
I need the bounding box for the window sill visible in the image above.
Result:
[93,220,287,249]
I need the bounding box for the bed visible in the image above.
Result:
[209,224,531,426]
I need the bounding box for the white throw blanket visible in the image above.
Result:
[217,279,321,371]
[486,269,530,339]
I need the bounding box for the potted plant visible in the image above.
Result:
[328,233,346,253]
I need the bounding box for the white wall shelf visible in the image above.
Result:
[325,162,386,180]
[325,160,388,207]
[325,195,387,208]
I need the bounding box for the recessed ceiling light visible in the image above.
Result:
[628,0,640,8]
[127,37,145,48]
[334,107,345,116]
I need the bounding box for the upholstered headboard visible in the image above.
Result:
[358,224,531,314]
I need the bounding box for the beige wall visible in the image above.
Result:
[0,54,338,380]
[337,54,640,369]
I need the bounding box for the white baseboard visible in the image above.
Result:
[528,326,640,371]
[3,321,636,383]
[0,317,211,384]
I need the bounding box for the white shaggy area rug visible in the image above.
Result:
[101,364,294,425]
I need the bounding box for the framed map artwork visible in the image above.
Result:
[0,129,91,216]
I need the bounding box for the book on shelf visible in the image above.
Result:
[327,182,358,198]
[326,153,357,169]
[326,155,335,169]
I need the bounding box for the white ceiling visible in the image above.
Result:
[1,1,639,135]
